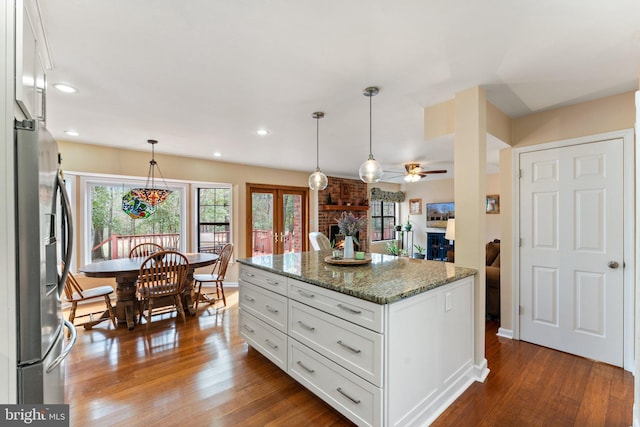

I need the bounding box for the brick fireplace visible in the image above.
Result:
[317,177,369,252]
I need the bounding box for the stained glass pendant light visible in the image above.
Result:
[122,190,156,219]
[358,86,384,183]
[308,111,328,191]
[131,139,172,206]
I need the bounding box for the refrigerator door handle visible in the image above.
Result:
[57,171,74,294]
[46,320,77,374]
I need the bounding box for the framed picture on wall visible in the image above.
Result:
[409,198,422,215]
[486,194,500,214]
[426,202,455,228]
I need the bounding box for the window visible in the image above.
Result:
[197,186,232,254]
[370,200,396,241]
[82,175,187,264]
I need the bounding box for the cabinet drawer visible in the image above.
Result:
[240,311,287,371]
[289,279,384,333]
[289,300,383,387]
[289,340,381,427]
[240,265,288,296]
[239,282,288,333]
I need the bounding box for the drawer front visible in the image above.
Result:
[240,311,287,371]
[289,300,383,387]
[288,340,381,427]
[239,282,288,332]
[240,265,288,296]
[289,279,384,333]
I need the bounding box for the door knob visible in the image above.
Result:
[608,261,619,269]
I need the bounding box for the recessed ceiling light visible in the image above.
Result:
[213,151,222,157]
[256,128,270,136]
[64,130,79,136]
[53,83,77,93]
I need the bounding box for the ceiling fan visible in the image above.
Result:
[398,163,447,182]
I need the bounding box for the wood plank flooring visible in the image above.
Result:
[65,288,633,426]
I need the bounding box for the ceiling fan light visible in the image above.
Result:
[404,173,420,182]
[309,168,328,190]
[359,155,383,183]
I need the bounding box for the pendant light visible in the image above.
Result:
[359,86,383,183]
[131,139,173,206]
[308,112,328,190]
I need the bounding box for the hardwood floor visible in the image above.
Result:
[65,288,633,426]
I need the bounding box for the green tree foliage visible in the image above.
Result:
[90,185,181,260]
[252,193,273,230]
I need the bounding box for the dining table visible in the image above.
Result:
[80,252,218,330]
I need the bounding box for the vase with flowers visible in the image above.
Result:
[337,211,367,259]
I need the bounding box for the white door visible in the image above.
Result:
[519,138,624,366]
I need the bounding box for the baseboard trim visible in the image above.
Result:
[422,359,490,425]
[497,327,513,339]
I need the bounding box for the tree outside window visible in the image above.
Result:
[89,182,182,262]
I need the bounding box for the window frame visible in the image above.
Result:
[192,183,233,255]
[370,199,397,242]
[79,173,188,266]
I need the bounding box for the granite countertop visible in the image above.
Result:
[237,250,477,304]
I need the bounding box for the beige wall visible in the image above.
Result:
[511,91,635,147]
[423,89,635,336]
[499,90,636,332]
[59,140,315,285]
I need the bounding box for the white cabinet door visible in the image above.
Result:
[15,0,38,120]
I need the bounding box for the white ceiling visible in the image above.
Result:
[38,0,640,182]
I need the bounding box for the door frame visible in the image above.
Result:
[511,128,634,371]
[245,183,309,257]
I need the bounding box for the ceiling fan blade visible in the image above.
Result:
[418,169,447,175]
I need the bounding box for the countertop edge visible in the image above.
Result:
[237,258,477,305]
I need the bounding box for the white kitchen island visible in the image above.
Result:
[237,251,487,427]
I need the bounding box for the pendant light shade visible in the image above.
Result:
[308,112,328,191]
[130,139,173,207]
[359,87,383,183]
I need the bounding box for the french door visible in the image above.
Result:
[246,184,308,257]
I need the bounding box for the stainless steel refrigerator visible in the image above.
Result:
[15,119,76,404]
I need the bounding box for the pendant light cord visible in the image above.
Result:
[369,93,373,157]
[316,115,320,170]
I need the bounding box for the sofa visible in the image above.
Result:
[485,240,501,319]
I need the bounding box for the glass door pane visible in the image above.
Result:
[251,192,274,256]
[282,193,303,254]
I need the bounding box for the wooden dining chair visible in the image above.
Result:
[137,250,190,329]
[129,242,164,258]
[63,270,117,335]
[193,243,233,310]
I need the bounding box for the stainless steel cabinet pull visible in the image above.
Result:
[298,290,315,298]
[337,340,361,354]
[245,272,255,277]
[297,321,315,331]
[337,387,361,404]
[266,305,279,313]
[265,339,278,349]
[337,303,362,314]
[243,325,255,333]
[296,360,315,374]
[265,278,279,285]
[245,295,255,302]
